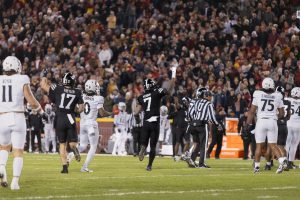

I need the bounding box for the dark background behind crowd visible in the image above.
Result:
[1,0,300,118]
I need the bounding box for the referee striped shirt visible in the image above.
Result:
[130,112,144,128]
[187,98,219,125]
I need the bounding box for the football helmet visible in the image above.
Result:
[62,72,76,87]
[262,77,275,90]
[2,56,21,73]
[118,102,126,112]
[196,87,212,98]
[143,79,156,91]
[160,105,168,116]
[45,104,52,114]
[85,80,97,94]
[291,87,300,98]
[275,86,285,96]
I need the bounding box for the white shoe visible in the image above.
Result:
[174,156,180,162]
[10,178,20,190]
[80,167,93,173]
[0,165,8,188]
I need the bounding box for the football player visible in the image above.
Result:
[41,72,84,174]
[112,102,131,156]
[43,104,56,153]
[134,59,177,171]
[246,78,288,173]
[0,56,43,190]
[79,80,111,172]
[285,87,300,169]
[158,105,171,155]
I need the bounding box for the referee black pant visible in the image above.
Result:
[188,125,208,165]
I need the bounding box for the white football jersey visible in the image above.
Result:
[287,98,300,121]
[0,74,30,112]
[114,111,131,130]
[80,94,104,125]
[252,90,284,120]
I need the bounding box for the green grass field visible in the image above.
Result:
[0,154,300,200]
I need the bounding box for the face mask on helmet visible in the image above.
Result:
[196,88,212,98]
[143,79,156,91]
[62,72,76,87]
[275,86,285,97]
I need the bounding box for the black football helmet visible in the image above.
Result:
[196,87,212,98]
[144,78,156,91]
[276,86,285,96]
[62,72,76,87]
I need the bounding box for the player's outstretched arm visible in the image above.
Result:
[40,77,50,93]
[167,58,178,94]
[98,107,112,117]
[24,84,43,112]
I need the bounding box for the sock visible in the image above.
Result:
[84,145,97,168]
[254,162,260,168]
[0,150,9,166]
[266,162,271,166]
[148,150,156,167]
[278,157,287,164]
[13,157,23,177]
[63,165,68,170]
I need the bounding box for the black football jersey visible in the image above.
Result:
[282,99,291,122]
[48,84,83,114]
[137,87,167,121]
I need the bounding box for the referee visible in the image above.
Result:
[186,88,223,168]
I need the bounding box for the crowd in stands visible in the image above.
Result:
[1,0,300,117]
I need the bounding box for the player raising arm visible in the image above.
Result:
[0,56,43,190]
[79,80,112,172]
[133,59,177,171]
[41,72,84,174]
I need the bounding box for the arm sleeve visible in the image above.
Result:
[22,75,30,85]
[97,96,104,109]
[208,103,219,125]
[276,94,284,108]
[48,84,57,103]
[77,90,84,104]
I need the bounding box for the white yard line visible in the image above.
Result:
[1,186,296,200]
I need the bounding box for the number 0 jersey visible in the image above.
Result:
[137,87,167,122]
[48,84,83,114]
[286,97,300,121]
[80,94,104,125]
[252,90,284,120]
[0,74,30,112]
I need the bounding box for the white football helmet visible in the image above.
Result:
[2,56,21,73]
[118,102,126,112]
[160,105,168,116]
[262,77,275,90]
[291,87,300,98]
[85,80,97,94]
[45,104,52,114]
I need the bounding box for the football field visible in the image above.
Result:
[1,154,300,200]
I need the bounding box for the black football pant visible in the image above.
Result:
[207,125,223,158]
[189,125,207,165]
[31,131,42,152]
[140,121,159,167]
[132,127,142,155]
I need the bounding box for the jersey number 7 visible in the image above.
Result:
[143,97,152,111]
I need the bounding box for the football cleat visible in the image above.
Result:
[146,165,152,171]
[264,164,272,171]
[61,168,69,174]
[0,166,8,188]
[81,167,93,173]
[174,156,181,162]
[72,147,81,162]
[138,146,146,161]
[198,163,211,168]
[276,164,284,174]
[187,159,198,168]
[287,161,297,169]
[10,178,20,190]
[254,166,260,173]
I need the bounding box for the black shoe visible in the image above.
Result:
[264,164,271,170]
[146,165,152,171]
[270,160,274,167]
[72,147,81,162]
[0,173,8,188]
[138,146,146,161]
[198,163,210,168]
[254,166,260,173]
[61,165,68,174]
[288,161,297,169]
